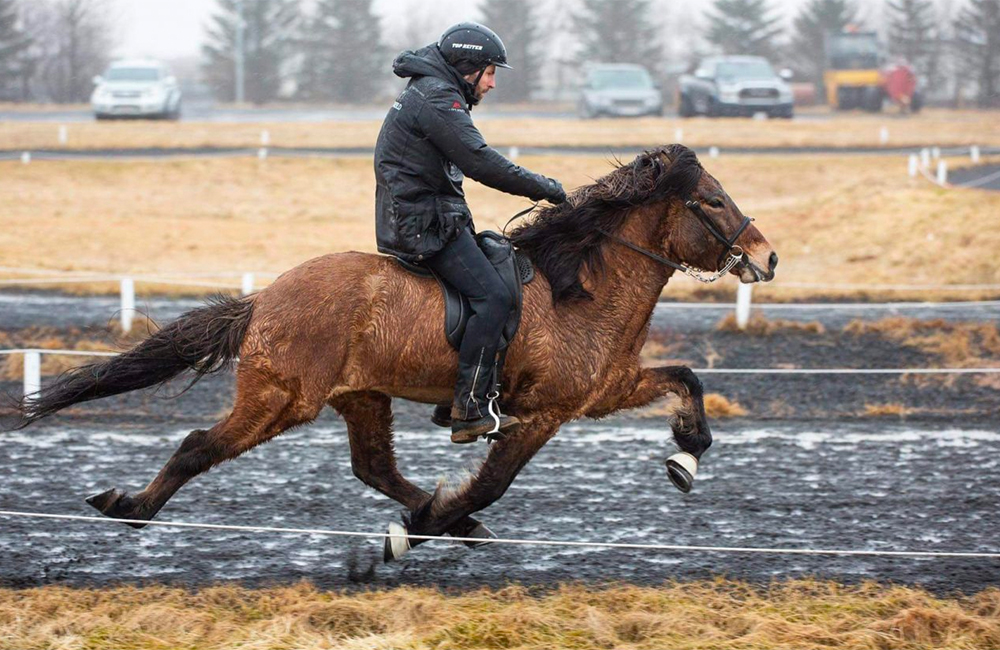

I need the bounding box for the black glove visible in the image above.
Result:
[546,178,567,205]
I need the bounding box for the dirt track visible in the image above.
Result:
[1,295,997,595]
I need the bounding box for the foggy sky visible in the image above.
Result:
[116,0,940,62]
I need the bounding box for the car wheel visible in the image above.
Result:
[705,97,720,118]
[678,93,695,117]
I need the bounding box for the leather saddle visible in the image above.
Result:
[395,230,534,351]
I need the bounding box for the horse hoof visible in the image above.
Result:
[383,522,411,563]
[462,522,498,548]
[665,452,698,494]
[86,488,147,529]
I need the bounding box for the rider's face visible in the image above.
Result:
[464,64,497,101]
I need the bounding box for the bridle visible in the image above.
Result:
[597,199,754,284]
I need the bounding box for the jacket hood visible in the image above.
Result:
[393,44,480,108]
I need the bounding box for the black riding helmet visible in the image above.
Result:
[438,22,512,83]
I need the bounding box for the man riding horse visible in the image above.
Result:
[374,22,567,444]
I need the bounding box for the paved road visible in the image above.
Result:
[950,163,1000,191]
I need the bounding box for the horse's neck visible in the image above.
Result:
[576,209,673,352]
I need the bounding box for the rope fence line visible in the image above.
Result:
[3,346,996,399]
[659,299,1000,310]
[0,510,997,559]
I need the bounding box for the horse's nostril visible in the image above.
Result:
[769,252,779,269]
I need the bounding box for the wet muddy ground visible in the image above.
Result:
[0,294,998,595]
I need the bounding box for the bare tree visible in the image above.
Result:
[572,0,663,67]
[704,0,785,60]
[298,0,386,103]
[789,0,860,96]
[202,0,300,104]
[953,0,1000,107]
[25,0,115,103]
[480,0,543,102]
[0,0,33,100]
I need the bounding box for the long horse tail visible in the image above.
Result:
[2,294,254,431]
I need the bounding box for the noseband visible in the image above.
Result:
[597,199,754,284]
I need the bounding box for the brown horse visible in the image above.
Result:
[4,144,777,561]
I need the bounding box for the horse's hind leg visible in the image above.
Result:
[88,367,321,528]
[387,415,561,560]
[331,391,493,548]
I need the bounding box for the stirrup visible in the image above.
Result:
[486,390,502,435]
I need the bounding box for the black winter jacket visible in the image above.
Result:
[374,44,563,262]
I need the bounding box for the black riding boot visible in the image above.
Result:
[450,354,519,444]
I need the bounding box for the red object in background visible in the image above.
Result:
[882,63,918,106]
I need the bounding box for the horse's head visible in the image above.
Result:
[656,150,778,284]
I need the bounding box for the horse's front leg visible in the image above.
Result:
[616,366,713,493]
[383,416,561,561]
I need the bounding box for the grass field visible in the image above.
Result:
[1,579,997,650]
[1,109,999,151]
[1,151,998,302]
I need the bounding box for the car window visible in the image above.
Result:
[716,60,776,81]
[105,67,161,82]
[588,69,652,90]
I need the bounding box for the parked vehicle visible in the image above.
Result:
[824,30,922,113]
[577,64,664,119]
[91,60,182,120]
[678,56,794,118]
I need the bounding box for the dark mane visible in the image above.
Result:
[510,144,703,304]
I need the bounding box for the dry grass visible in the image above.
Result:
[716,313,826,335]
[704,393,748,417]
[2,152,1000,302]
[1,579,997,650]
[863,403,914,418]
[2,109,999,150]
[845,318,1000,368]
[0,321,154,379]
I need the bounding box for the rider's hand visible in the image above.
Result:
[546,178,567,205]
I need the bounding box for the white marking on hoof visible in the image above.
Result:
[668,452,698,478]
[384,522,410,562]
[666,452,698,493]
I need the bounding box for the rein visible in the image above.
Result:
[598,199,752,284]
[503,199,752,284]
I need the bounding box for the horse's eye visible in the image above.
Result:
[708,198,725,209]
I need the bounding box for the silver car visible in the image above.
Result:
[578,64,663,119]
[91,60,182,120]
[678,56,794,118]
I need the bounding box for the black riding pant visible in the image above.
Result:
[425,227,514,419]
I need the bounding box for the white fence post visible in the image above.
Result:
[120,277,135,333]
[20,151,30,164]
[971,145,980,164]
[736,283,753,330]
[508,146,519,161]
[23,351,41,397]
[58,125,68,145]
[936,159,948,185]
[709,146,720,159]
[920,148,930,169]
[241,272,255,296]
[931,146,940,161]
[674,127,684,143]
[258,147,268,160]
[260,129,270,146]
[879,126,889,145]
[908,154,918,178]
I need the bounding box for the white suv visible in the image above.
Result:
[91,60,182,120]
